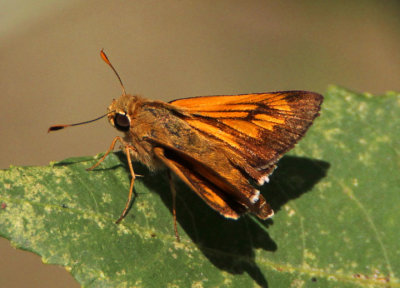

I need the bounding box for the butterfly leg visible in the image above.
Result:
[86,136,138,223]
[115,144,137,223]
[168,170,181,242]
[87,136,125,171]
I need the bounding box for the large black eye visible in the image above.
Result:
[114,113,130,132]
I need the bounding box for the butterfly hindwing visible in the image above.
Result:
[151,141,273,220]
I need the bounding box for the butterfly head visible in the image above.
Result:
[107,94,143,132]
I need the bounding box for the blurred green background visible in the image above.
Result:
[1,1,399,287]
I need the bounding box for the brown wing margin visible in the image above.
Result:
[151,143,274,220]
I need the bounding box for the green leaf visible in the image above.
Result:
[0,86,399,287]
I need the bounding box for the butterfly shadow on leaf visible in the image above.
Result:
[134,153,330,288]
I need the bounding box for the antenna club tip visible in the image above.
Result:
[48,125,68,133]
[100,50,111,64]
[99,50,126,96]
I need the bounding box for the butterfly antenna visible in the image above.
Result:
[100,49,126,96]
[48,111,115,132]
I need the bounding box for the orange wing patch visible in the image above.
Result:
[200,183,229,208]
[251,120,276,132]
[185,119,242,149]
[173,93,293,137]
[255,113,285,123]
[268,99,292,111]
[192,111,248,118]
[171,94,262,107]
[258,94,292,112]
[186,104,258,112]
[171,92,293,115]
[220,119,261,138]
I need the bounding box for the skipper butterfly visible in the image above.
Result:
[49,51,323,241]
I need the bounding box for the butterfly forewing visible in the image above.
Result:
[170,91,323,175]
